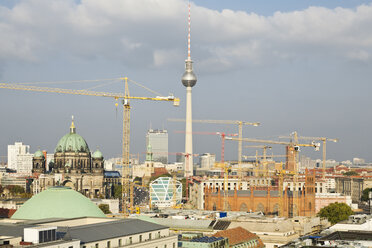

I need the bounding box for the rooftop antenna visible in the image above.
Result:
[187,0,191,61]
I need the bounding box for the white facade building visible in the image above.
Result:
[16,153,33,175]
[7,142,30,170]
[353,157,365,165]
[146,129,168,164]
[329,215,372,232]
[199,153,216,169]
[189,178,249,210]
[283,180,328,193]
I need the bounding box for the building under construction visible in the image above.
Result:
[203,170,316,218]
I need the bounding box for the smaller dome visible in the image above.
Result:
[34,150,44,158]
[92,150,103,159]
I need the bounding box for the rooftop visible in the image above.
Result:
[0,217,168,244]
[213,227,261,246]
[320,231,372,241]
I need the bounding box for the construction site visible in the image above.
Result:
[0,1,342,220]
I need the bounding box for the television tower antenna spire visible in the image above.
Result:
[187,1,191,61]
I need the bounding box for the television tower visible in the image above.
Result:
[182,2,197,177]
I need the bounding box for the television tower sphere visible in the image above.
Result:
[182,60,197,87]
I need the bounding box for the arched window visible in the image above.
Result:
[240,203,248,212]
[256,203,265,212]
[273,203,280,213]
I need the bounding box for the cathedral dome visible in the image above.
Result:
[34,150,44,158]
[55,120,90,153]
[92,149,103,159]
[11,186,106,220]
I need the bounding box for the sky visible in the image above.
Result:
[0,0,372,163]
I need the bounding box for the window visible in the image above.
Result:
[129,237,132,244]
[139,235,142,242]
[119,239,122,246]
[95,244,99,248]
[157,231,161,238]
[149,233,152,240]
[107,241,111,248]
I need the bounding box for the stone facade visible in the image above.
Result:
[335,176,364,203]
[31,120,108,198]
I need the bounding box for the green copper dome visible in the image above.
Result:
[34,150,44,158]
[11,187,106,220]
[55,120,90,153]
[92,150,103,159]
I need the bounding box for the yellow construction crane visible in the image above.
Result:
[171,170,183,209]
[213,162,231,211]
[276,168,295,217]
[168,118,260,185]
[0,77,180,216]
[226,134,319,217]
[244,145,272,176]
[279,134,337,180]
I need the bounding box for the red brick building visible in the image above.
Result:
[204,170,316,217]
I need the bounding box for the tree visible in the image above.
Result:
[150,173,171,182]
[98,204,111,214]
[317,202,353,224]
[361,188,372,202]
[343,171,359,176]
[6,185,25,195]
[113,185,122,199]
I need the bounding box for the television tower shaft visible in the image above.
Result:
[182,2,197,177]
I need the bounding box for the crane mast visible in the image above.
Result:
[279,134,338,180]
[227,133,319,217]
[168,118,260,187]
[0,77,180,217]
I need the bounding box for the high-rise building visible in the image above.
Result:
[146,129,168,164]
[182,3,197,177]
[7,142,32,174]
[176,153,185,163]
[199,153,216,169]
[353,157,365,165]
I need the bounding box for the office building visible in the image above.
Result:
[199,153,216,169]
[146,129,168,164]
[7,142,32,174]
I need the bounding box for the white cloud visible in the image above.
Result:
[0,0,372,71]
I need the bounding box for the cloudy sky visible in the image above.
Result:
[0,0,371,163]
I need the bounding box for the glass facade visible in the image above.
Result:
[150,177,182,208]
